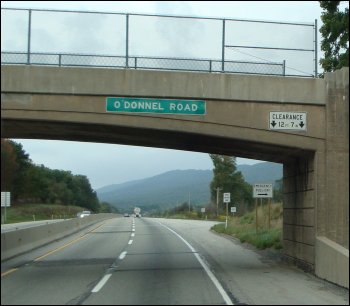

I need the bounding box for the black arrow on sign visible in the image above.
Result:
[258,193,268,196]
[271,121,276,128]
[299,121,304,128]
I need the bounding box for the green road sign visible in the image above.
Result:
[106,97,206,115]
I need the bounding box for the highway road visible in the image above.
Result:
[1,217,348,305]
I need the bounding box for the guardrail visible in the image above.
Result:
[1,51,286,76]
[1,213,117,261]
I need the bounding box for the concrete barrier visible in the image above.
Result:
[1,213,117,261]
[315,236,349,288]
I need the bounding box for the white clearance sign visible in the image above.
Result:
[269,111,307,131]
[253,183,273,198]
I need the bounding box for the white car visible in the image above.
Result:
[77,211,91,218]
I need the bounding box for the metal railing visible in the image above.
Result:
[1,51,286,76]
[1,7,317,77]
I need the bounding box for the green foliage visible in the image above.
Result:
[1,139,31,198]
[212,203,283,250]
[1,139,101,212]
[3,203,85,223]
[240,213,254,225]
[319,1,349,76]
[273,178,283,202]
[209,154,253,214]
[99,202,119,213]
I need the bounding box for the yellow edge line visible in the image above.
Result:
[1,221,108,277]
[34,222,106,261]
[1,268,18,277]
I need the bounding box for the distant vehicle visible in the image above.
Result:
[134,207,141,218]
[77,210,91,218]
[124,213,130,217]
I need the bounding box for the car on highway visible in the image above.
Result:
[124,213,130,217]
[77,210,91,218]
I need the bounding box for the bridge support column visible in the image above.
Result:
[323,67,349,249]
[283,154,316,271]
[314,68,349,288]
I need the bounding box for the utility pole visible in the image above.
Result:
[216,187,222,217]
[188,191,191,212]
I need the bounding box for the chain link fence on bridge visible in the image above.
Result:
[1,8,317,77]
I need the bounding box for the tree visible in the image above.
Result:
[1,139,100,209]
[209,154,253,215]
[319,1,349,76]
[1,139,19,192]
[99,202,119,213]
[1,139,32,199]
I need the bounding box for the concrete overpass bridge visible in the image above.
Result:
[1,65,348,288]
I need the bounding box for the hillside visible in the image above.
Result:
[237,162,283,185]
[96,162,282,213]
[97,170,212,213]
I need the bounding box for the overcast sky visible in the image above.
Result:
[1,1,329,190]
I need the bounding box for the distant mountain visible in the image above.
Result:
[97,170,212,213]
[96,162,282,213]
[237,162,283,185]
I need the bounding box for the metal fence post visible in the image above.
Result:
[126,14,129,68]
[314,19,318,78]
[221,19,226,72]
[27,9,32,65]
[0,8,316,77]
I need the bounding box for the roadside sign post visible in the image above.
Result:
[1,192,11,224]
[268,198,271,229]
[230,206,236,216]
[255,198,258,233]
[201,207,206,220]
[253,184,273,233]
[223,193,231,229]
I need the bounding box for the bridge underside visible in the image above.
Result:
[2,117,317,272]
[2,118,312,164]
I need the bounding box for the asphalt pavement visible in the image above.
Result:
[1,217,348,305]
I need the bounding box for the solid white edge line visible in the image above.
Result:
[91,274,112,293]
[156,221,234,305]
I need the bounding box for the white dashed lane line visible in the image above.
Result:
[118,250,127,260]
[91,274,112,293]
[91,220,135,293]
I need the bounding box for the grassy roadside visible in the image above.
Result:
[1,203,86,224]
[211,202,283,250]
